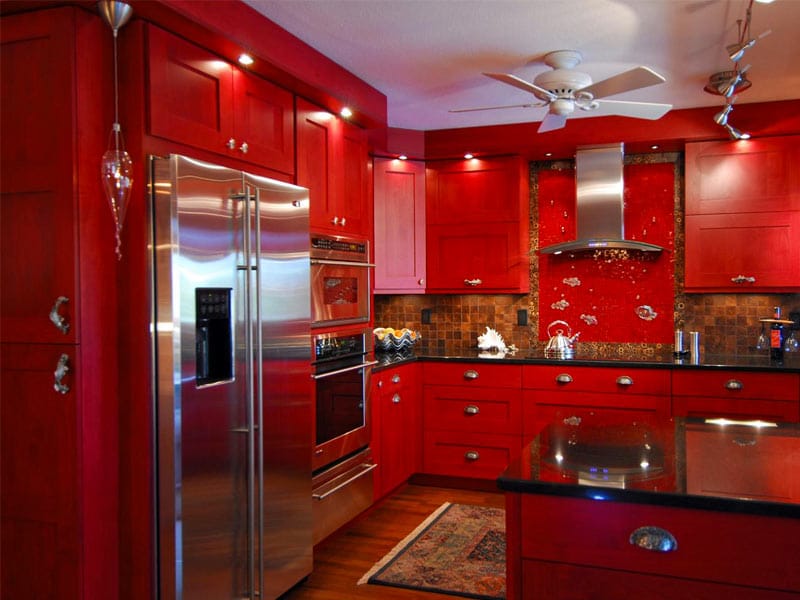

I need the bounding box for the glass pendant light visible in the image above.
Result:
[98,0,134,260]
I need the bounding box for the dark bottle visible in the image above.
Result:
[770,306,784,363]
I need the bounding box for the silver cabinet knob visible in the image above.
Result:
[226,138,236,150]
[54,353,70,394]
[629,526,678,553]
[391,374,401,384]
[49,296,70,334]
[464,404,480,416]
[555,373,573,384]
[464,451,480,461]
[616,375,634,386]
[391,393,401,404]
[239,141,249,154]
[418,278,425,286]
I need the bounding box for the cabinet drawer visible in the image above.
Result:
[672,396,799,423]
[522,390,670,437]
[423,362,521,388]
[672,370,799,401]
[423,431,521,479]
[424,386,521,434]
[523,365,670,395]
[520,495,800,592]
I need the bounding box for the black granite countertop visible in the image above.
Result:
[498,416,800,518]
[375,346,800,372]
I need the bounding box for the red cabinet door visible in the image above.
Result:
[340,123,371,237]
[1,12,77,344]
[297,98,341,232]
[1,344,79,599]
[232,69,295,174]
[147,24,235,154]
[685,211,800,291]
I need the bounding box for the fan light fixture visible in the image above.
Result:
[98,0,134,260]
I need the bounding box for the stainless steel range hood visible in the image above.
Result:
[540,143,665,254]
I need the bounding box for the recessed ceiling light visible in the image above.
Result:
[544,152,552,157]
[651,144,659,150]
[340,107,353,118]
[238,53,254,66]
[398,154,408,160]
[464,153,474,159]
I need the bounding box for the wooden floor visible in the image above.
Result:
[280,483,506,600]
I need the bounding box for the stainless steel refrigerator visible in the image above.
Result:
[150,154,312,600]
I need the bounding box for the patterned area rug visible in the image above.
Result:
[358,502,505,599]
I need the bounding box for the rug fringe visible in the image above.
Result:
[357,501,452,585]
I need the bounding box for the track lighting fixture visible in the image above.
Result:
[713,103,733,126]
[725,124,751,140]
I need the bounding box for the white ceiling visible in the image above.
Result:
[245,0,800,132]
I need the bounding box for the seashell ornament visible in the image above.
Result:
[477,327,508,353]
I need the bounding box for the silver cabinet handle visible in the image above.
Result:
[391,374,401,384]
[629,526,678,553]
[392,393,401,404]
[418,278,425,286]
[464,451,480,461]
[226,137,236,150]
[312,463,377,500]
[555,373,573,384]
[563,415,581,426]
[331,216,340,225]
[464,404,480,415]
[239,141,249,154]
[340,217,346,226]
[725,379,743,390]
[376,380,383,388]
[616,375,634,386]
[463,369,479,380]
[730,275,756,284]
[49,296,70,334]
[464,278,483,286]
[54,353,70,394]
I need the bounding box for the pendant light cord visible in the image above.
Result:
[113,28,121,152]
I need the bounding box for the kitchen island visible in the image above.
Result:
[498,415,800,599]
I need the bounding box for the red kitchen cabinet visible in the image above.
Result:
[297,98,371,237]
[507,494,800,599]
[422,362,523,479]
[684,136,800,292]
[425,156,529,293]
[672,370,800,423]
[147,24,295,175]
[1,8,119,600]
[372,363,421,498]
[373,157,427,293]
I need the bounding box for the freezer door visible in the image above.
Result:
[245,172,313,600]
[153,155,250,600]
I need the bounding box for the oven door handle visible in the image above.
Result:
[310,258,376,268]
[312,463,378,500]
[311,360,379,380]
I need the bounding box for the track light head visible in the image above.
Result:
[713,104,733,126]
[725,124,751,140]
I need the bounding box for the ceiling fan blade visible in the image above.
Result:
[581,66,666,99]
[538,113,567,133]
[484,72,556,101]
[449,103,538,113]
[588,100,672,120]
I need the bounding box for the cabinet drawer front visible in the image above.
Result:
[424,386,521,434]
[423,362,521,388]
[672,370,799,401]
[520,495,800,591]
[522,391,670,437]
[423,431,521,479]
[523,365,670,395]
[672,396,800,423]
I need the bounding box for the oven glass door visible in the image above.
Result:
[310,261,370,327]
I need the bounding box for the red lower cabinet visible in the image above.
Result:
[507,494,800,599]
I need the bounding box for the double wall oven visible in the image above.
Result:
[309,234,377,543]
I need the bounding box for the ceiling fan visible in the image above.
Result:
[451,50,672,133]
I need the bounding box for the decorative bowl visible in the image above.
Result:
[373,327,420,352]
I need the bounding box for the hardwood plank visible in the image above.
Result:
[281,484,505,599]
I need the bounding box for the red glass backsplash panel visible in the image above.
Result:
[538,163,675,344]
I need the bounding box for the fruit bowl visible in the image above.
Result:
[373,327,420,352]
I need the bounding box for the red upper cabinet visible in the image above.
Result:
[296,98,371,237]
[147,25,294,175]
[373,158,426,293]
[685,136,800,292]
[425,156,530,293]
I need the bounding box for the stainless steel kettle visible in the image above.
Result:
[544,320,580,359]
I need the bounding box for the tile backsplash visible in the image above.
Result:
[374,155,800,359]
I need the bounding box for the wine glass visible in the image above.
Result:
[755,324,769,351]
[784,329,799,353]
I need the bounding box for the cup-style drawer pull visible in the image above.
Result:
[629,526,678,553]
[555,373,573,384]
[616,375,634,386]
[392,393,401,404]
[464,451,480,461]
[49,296,70,334]
[54,353,70,394]
[463,369,479,380]
[725,379,743,390]
[464,404,480,416]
